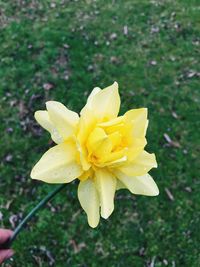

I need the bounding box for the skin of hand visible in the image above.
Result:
[0,229,14,264]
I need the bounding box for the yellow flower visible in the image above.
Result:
[31,82,159,227]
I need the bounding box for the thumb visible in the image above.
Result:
[0,249,14,264]
[0,229,13,244]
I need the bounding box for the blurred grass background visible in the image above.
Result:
[0,0,199,266]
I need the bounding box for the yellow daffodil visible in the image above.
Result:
[31,82,159,227]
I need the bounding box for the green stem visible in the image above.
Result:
[1,184,66,249]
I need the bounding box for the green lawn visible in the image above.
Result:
[0,0,199,266]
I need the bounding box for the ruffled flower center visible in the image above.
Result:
[84,118,130,168]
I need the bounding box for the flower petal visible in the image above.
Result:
[78,178,100,228]
[125,108,148,137]
[81,87,101,114]
[119,151,157,176]
[108,131,122,150]
[78,107,97,145]
[99,156,127,168]
[86,127,107,154]
[78,87,101,144]
[34,110,62,144]
[95,169,116,219]
[93,138,112,160]
[77,108,96,170]
[126,138,147,161]
[46,101,79,140]
[98,116,123,127]
[76,141,91,171]
[31,142,83,183]
[84,82,120,121]
[116,179,126,190]
[115,171,159,196]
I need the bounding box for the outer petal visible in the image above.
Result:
[46,101,79,140]
[78,178,100,228]
[35,110,62,144]
[118,151,157,176]
[95,169,116,219]
[115,171,159,196]
[82,82,120,121]
[31,142,83,183]
[116,179,126,190]
[127,138,147,161]
[125,108,148,138]
[81,87,101,114]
